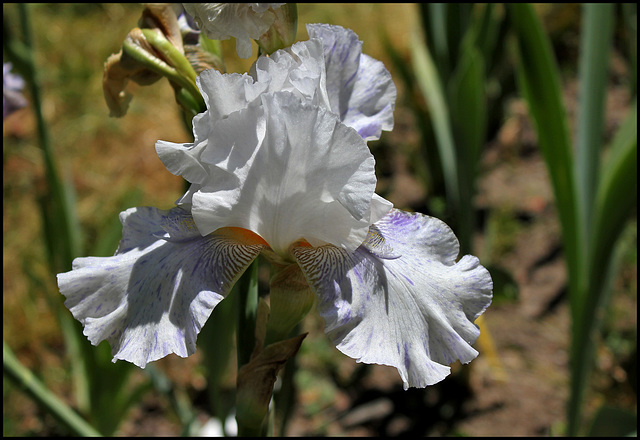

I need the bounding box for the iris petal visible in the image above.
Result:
[183,3,284,59]
[57,207,264,367]
[188,91,389,255]
[307,23,396,141]
[291,209,493,388]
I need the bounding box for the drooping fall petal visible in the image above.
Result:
[57,207,264,367]
[292,209,493,388]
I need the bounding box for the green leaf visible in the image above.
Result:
[381,27,442,196]
[410,27,461,220]
[507,3,579,305]
[591,102,637,273]
[587,405,637,437]
[199,278,238,433]
[575,3,615,242]
[3,341,101,437]
[570,105,636,438]
[421,3,452,79]
[471,4,501,71]
[447,42,486,253]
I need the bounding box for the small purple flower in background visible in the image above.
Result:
[3,62,28,120]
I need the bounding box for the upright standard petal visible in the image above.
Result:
[292,209,493,388]
[307,23,396,141]
[183,3,285,58]
[155,44,328,188]
[156,24,394,184]
[57,206,264,367]
[188,91,389,256]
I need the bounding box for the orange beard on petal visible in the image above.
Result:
[215,227,318,265]
[215,226,270,247]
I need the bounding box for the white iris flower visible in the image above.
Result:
[57,25,492,389]
[183,3,286,59]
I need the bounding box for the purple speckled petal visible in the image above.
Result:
[292,209,493,389]
[307,23,396,141]
[341,53,396,141]
[57,206,264,368]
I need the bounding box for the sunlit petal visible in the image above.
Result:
[307,23,396,141]
[251,38,331,109]
[188,91,387,256]
[292,209,493,388]
[57,207,264,367]
[197,69,268,120]
[183,3,285,58]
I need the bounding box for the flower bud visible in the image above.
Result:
[103,4,212,117]
[183,3,296,59]
[255,3,298,56]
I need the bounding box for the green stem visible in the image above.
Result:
[3,341,101,437]
[12,3,81,272]
[236,261,260,369]
[236,261,263,436]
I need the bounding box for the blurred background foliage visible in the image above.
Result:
[3,3,636,436]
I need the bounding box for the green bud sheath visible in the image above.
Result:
[266,263,315,344]
[236,333,307,435]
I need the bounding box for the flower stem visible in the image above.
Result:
[235,260,262,435]
[236,261,260,369]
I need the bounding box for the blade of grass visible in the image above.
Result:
[447,42,486,254]
[421,3,452,79]
[9,3,83,272]
[508,4,636,434]
[591,102,637,259]
[508,4,582,433]
[565,6,617,434]
[589,102,637,304]
[444,3,473,67]
[237,260,260,369]
[5,2,96,424]
[472,4,500,71]
[199,279,239,436]
[575,3,614,242]
[507,3,579,308]
[236,260,261,436]
[381,28,442,197]
[3,341,101,437]
[410,27,461,221]
[620,4,637,97]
